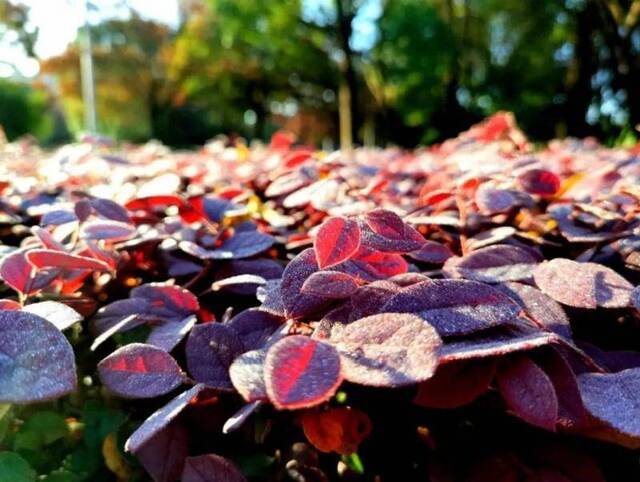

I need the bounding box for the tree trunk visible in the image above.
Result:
[335,0,357,149]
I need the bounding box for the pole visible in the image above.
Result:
[79,0,97,133]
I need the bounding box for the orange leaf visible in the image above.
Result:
[301,408,372,455]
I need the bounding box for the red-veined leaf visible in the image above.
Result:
[314,216,361,269]
[98,343,184,399]
[264,335,342,409]
[26,249,111,271]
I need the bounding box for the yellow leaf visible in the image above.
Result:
[102,432,131,482]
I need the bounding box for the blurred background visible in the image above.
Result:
[0,0,639,148]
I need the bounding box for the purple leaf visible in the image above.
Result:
[91,298,149,336]
[475,184,518,214]
[300,271,359,298]
[314,216,361,269]
[215,259,283,295]
[98,343,184,399]
[496,356,559,431]
[91,314,140,351]
[211,274,267,292]
[41,209,77,226]
[223,401,262,434]
[126,384,206,453]
[533,258,633,308]
[202,196,236,222]
[0,310,77,403]
[360,210,425,253]
[443,245,540,283]
[577,368,640,442]
[131,283,199,320]
[536,349,587,429]
[227,309,282,351]
[440,325,558,362]
[281,248,330,319]
[257,279,285,318]
[212,231,275,259]
[81,220,136,241]
[229,349,268,402]
[185,323,244,390]
[147,314,198,352]
[90,198,131,223]
[408,241,454,264]
[264,335,342,409]
[181,454,247,482]
[135,423,188,482]
[22,301,83,331]
[381,279,521,336]
[327,313,442,387]
[497,282,572,340]
[348,280,401,322]
[465,226,516,251]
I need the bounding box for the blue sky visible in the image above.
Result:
[1,0,380,78]
[0,0,179,77]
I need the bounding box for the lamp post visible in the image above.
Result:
[79,0,97,133]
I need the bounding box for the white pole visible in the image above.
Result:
[79,0,97,133]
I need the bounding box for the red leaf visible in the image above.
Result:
[414,358,496,409]
[496,356,559,431]
[300,407,372,454]
[517,169,561,196]
[26,249,111,272]
[314,216,361,269]
[0,250,33,294]
[264,335,342,409]
[125,195,186,211]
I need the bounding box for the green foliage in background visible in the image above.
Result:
[0,80,53,142]
[2,0,640,146]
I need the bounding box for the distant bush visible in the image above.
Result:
[0,79,52,142]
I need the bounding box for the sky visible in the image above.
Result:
[0,0,179,77]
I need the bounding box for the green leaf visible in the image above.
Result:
[42,469,83,482]
[0,452,37,482]
[342,453,365,475]
[0,404,12,443]
[21,411,69,446]
[81,401,127,449]
[233,453,274,477]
